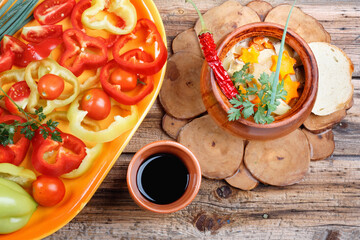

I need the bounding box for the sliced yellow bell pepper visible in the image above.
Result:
[0,163,36,188]
[82,0,137,35]
[25,58,80,115]
[67,96,139,143]
[62,143,103,179]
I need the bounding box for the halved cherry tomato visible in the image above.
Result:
[21,25,63,43]
[32,175,65,207]
[110,68,138,92]
[80,88,111,121]
[0,50,14,73]
[20,38,63,67]
[34,0,76,25]
[37,74,65,100]
[0,35,27,67]
[4,81,31,114]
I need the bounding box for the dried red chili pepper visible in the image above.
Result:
[186,0,238,100]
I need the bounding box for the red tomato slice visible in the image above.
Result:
[21,25,63,43]
[4,81,31,114]
[0,35,27,67]
[0,50,15,73]
[34,0,76,25]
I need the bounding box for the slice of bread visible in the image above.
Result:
[309,42,354,116]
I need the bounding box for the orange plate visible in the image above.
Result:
[0,0,167,239]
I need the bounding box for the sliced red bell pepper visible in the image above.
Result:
[20,38,63,67]
[0,115,30,166]
[71,0,120,48]
[4,81,31,115]
[59,29,108,76]
[112,18,167,75]
[34,0,76,25]
[100,51,154,105]
[0,35,27,67]
[0,50,15,73]
[31,129,87,176]
[21,25,63,43]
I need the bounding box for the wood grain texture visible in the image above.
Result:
[47,0,360,239]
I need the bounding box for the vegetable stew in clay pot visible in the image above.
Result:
[201,22,318,140]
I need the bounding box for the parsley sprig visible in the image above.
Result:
[0,87,62,147]
[227,64,287,124]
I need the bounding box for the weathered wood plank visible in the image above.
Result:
[47,1,360,239]
[48,154,360,239]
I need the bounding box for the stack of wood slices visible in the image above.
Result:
[159,0,354,190]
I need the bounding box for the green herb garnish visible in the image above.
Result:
[0,0,38,40]
[227,0,296,124]
[227,65,287,124]
[0,87,61,146]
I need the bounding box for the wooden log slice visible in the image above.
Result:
[225,162,259,191]
[303,110,346,133]
[246,0,273,21]
[172,28,203,57]
[244,129,310,186]
[194,0,260,45]
[159,52,206,119]
[264,5,331,43]
[178,115,244,179]
[302,129,335,161]
[162,114,189,139]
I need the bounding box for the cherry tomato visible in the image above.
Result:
[32,175,65,207]
[110,68,137,92]
[37,74,65,100]
[80,88,111,120]
[4,81,31,114]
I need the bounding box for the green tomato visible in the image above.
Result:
[0,177,37,234]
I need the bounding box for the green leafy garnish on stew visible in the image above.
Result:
[227,65,287,124]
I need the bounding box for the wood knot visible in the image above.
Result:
[216,185,232,198]
[165,61,180,81]
[326,230,340,240]
[338,122,348,129]
[194,213,230,233]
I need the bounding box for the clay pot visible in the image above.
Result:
[127,141,201,213]
[201,22,318,140]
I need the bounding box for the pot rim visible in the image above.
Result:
[208,22,318,129]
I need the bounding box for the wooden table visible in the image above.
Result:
[47,0,360,239]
